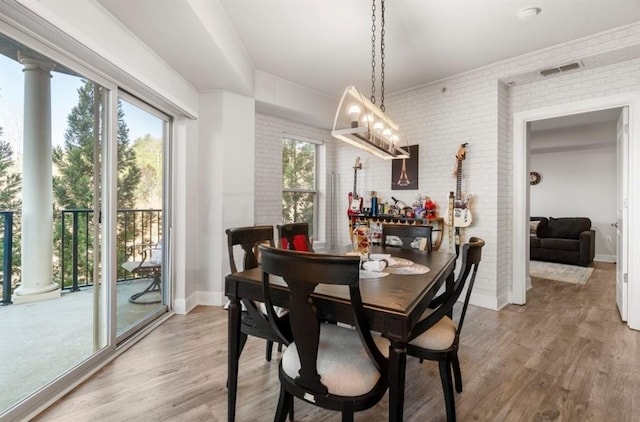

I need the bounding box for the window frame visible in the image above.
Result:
[281,135,320,238]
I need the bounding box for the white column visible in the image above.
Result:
[13,55,59,303]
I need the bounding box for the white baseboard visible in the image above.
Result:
[595,254,616,263]
[468,290,501,311]
[172,292,199,315]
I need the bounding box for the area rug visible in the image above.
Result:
[529,260,594,285]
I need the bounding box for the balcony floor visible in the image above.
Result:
[0,279,161,413]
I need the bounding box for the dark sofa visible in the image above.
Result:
[530,217,595,267]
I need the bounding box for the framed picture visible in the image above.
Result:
[391,144,418,190]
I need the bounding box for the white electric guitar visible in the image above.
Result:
[445,143,473,227]
[347,157,363,216]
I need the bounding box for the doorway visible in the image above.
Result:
[512,92,640,330]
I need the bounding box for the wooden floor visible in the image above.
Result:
[36,262,640,421]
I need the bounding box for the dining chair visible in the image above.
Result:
[276,222,314,252]
[225,226,290,363]
[406,236,485,422]
[259,245,389,422]
[381,223,433,251]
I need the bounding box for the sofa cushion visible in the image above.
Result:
[530,217,548,238]
[546,217,591,240]
[530,237,541,248]
[530,220,540,237]
[539,238,580,252]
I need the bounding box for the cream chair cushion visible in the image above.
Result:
[282,323,389,397]
[408,315,457,350]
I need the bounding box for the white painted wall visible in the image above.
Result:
[530,121,617,262]
[196,91,255,309]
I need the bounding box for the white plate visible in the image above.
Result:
[385,264,430,275]
[369,253,391,261]
[387,257,414,267]
[359,270,390,279]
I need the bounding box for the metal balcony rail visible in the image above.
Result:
[0,208,162,305]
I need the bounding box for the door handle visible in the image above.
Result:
[611,223,619,228]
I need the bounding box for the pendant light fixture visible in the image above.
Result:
[332,0,410,160]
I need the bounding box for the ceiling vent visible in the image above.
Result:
[540,61,583,77]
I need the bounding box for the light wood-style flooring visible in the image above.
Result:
[35,262,640,421]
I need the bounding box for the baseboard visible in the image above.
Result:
[595,254,616,263]
[172,292,199,315]
[468,289,501,311]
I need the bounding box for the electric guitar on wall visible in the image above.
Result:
[348,157,363,216]
[445,143,473,227]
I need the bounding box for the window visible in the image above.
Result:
[282,137,316,236]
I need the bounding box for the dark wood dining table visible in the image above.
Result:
[225,246,456,422]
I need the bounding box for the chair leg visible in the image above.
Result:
[226,333,248,389]
[341,405,354,422]
[439,357,456,422]
[274,385,293,422]
[278,342,283,352]
[288,399,294,421]
[452,353,463,393]
[266,340,274,362]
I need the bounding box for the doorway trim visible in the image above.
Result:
[512,91,640,330]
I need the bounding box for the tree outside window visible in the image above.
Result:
[282,137,316,237]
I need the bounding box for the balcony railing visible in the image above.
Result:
[0,208,162,305]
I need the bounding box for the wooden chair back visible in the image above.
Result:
[276,222,314,252]
[381,224,433,251]
[226,225,274,273]
[259,246,388,394]
[409,237,484,340]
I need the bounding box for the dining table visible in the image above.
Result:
[225,245,457,422]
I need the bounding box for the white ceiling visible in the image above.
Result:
[97,0,640,98]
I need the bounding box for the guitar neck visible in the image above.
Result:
[353,168,358,198]
[456,159,463,201]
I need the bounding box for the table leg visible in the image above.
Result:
[228,297,241,422]
[388,341,407,422]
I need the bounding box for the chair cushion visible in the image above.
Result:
[282,323,389,397]
[408,315,457,351]
[280,234,311,251]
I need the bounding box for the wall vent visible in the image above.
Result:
[540,61,583,76]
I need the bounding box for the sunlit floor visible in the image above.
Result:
[0,279,161,412]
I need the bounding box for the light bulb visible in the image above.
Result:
[348,105,361,128]
[361,113,374,125]
[382,128,392,138]
[373,121,384,132]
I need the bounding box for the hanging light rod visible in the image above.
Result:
[332,86,409,160]
[331,0,409,160]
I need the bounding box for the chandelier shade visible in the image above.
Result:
[332,86,410,160]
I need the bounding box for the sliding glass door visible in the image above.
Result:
[0,32,107,415]
[116,95,169,339]
[0,29,171,420]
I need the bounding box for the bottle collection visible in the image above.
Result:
[360,192,438,220]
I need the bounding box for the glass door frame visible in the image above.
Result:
[0,15,173,422]
[114,90,172,345]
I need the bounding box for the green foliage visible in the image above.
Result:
[132,134,163,208]
[53,81,141,210]
[52,80,142,285]
[0,135,22,293]
[282,138,315,234]
[0,136,21,211]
